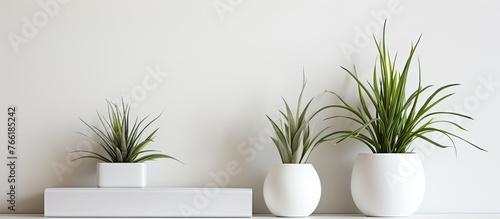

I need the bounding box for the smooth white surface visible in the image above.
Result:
[2,214,500,219]
[263,164,321,217]
[98,163,147,187]
[44,187,252,218]
[351,153,425,216]
[1,0,499,214]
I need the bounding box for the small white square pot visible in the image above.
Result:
[97,163,147,188]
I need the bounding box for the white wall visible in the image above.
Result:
[1,0,499,214]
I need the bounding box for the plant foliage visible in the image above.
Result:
[327,22,485,153]
[73,100,182,163]
[267,73,332,163]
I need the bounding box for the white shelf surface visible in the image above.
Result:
[1,214,499,219]
[44,187,252,218]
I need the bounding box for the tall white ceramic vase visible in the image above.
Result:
[351,153,425,217]
[263,164,321,217]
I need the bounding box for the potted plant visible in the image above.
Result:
[73,100,181,188]
[263,73,331,217]
[327,22,485,217]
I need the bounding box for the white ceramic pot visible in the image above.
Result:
[263,164,321,217]
[97,163,147,188]
[351,153,425,217]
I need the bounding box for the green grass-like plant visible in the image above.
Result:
[267,73,332,163]
[73,100,182,163]
[327,22,485,153]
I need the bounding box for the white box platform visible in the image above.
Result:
[44,187,252,218]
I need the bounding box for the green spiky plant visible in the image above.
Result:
[267,73,332,164]
[327,22,485,153]
[73,100,182,163]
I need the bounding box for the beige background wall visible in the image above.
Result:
[1,0,499,214]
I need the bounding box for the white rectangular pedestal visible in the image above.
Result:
[44,187,252,218]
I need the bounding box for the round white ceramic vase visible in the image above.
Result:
[351,153,425,217]
[97,163,147,188]
[263,164,321,217]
